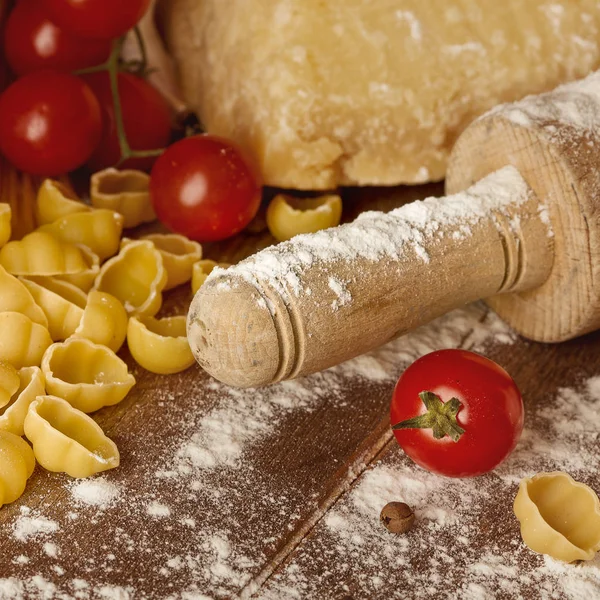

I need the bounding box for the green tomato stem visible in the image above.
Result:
[392,391,465,442]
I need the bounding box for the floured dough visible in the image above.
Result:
[162,0,600,189]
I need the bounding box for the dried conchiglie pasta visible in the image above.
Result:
[52,245,100,292]
[0,430,35,507]
[42,338,135,413]
[0,312,52,369]
[0,266,48,327]
[266,193,343,242]
[71,290,128,353]
[94,240,167,317]
[37,209,124,262]
[123,233,202,290]
[0,203,11,248]
[191,260,232,295]
[0,361,20,409]
[514,471,600,562]
[24,395,119,478]
[0,367,45,436]
[20,277,86,342]
[35,179,90,226]
[0,231,87,276]
[127,315,195,375]
[90,168,155,228]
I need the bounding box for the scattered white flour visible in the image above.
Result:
[146,502,171,518]
[328,277,351,310]
[43,543,58,559]
[12,514,59,542]
[69,478,122,509]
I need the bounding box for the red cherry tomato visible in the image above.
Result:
[150,135,263,242]
[82,72,172,171]
[390,349,523,478]
[40,0,151,39]
[0,71,102,176]
[4,0,111,76]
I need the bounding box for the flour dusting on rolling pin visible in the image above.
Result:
[188,71,600,388]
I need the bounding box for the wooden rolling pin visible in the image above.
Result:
[188,71,600,388]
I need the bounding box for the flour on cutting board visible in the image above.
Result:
[208,166,538,309]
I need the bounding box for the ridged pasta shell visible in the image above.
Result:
[127,315,195,375]
[514,471,600,562]
[38,209,124,261]
[0,231,87,275]
[0,367,46,436]
[42,338,135,413]
[123,233,202,290]
[0,361,20,409]
[24,395,119,478]
[53,245,100,293]
[0,312,52,369]
[0,266,48,327]
[94,240,167,317]
[35,179,90,226]
[90,168,155,229]
[0,430,35,507]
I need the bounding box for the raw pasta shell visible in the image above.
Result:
[0,367,46,436]
[127,315,195,375]
[514,471,600,562]
[42,338,135,413]
[0,312,52,369]
[191,260,231,295]
[24,395,119,478]
[0,266,49,327]
[35,179,90,227]
[0,361,19,409]
[0,430,35,507]
[52,245,100,293]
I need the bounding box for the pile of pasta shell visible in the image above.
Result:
[0,163,229,506]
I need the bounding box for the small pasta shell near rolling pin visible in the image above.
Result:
[0,231,88,276]
[0,430,35,507]
[514,472,600,562]
[90,168,156,229]
[122,233,202,290]
[0,361,19,409]
[0,203,11,248]
[266,193,342,242]
[0,312,52,369]
[37,209,124,262]
[42,338,135,413]
[94,240,167,317]
[24,395,119,478]
[0,367,45,436]
[35,179,90,227]
[127,315,195,375]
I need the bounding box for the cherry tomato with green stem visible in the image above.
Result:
[82,71,172,171]
[150,135,263,242]
[390,349,524,478]
[40,0,151,40]
[0,71,102,176]
[4,0,111,76]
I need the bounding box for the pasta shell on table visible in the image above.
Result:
[42,338,135,413]
[0,231,88,276]
[37,209,124,262]
[0,203,11,248]
[122,234,202,290]
[0,361,20,409]
[94,240,167,317]
[128,315,195,375]
[90,168,156,229]
[52,245,100,293]
[19,277,86,342]
[514,471,600,562]
[0,312,52,369]
[266,193,343,242]
[0,430,35,508]
[0,266,48,327]
[24,395,119,478]
[191,259,232,295]
[71,290,128,353]
[35,179,90,227]
[0,367,45,436]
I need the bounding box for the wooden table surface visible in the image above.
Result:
[1,181,599,600]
